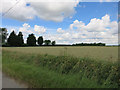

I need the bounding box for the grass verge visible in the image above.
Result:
[2,50,119,88]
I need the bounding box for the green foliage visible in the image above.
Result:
[37,36,43,46]
[27,34,36,46]
[73,43,106,46]
[51,41,56,45]
[1,28,57,47]
[2,50,119,88]
[18,32,24,46]
[0,28,8,45]
[44,40,51,45]
[7,31,18,46]
[7,31,24,46]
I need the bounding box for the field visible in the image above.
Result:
[2,46,118,61]
[2,46,119,88]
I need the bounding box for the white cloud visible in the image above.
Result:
[81,0,119,2]
[17,23,46,40]
[30,0,79,22]
[1,0,118,22]
[70,20,85,30]
[1,0,79,22]
[1,0,36,21]
[34,25,46,34]
[6,23,46,43]
[5,14,118,45]
[47,14,118,45]
[57,28,65,33]
[70,14,111,32]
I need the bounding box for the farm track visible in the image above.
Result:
[1,71,27,88]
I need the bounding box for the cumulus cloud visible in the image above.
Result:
[70,14,111,32]
[34,25,46,34]
[29,0,79,22]
[1,0,118,22]
[19,23,33,34]
[47,14,118,45]
[1,0,36,21]
[19,23,46,37]
[1,0,79,22]
[57,28,65,33]
[6,14,118,45]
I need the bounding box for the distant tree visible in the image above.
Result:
[73,42,105,46]
[44,40,51,45]
[38,36,43,46]
[52,41,55,45]
[7,31,18,46]
[0,28,8,44]
[18,32,24,46]
[27,34,36,46]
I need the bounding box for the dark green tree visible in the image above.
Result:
[51,41,55,45]
[27,34,36,46]
[7,31,18,46]
[18,32,24,46]
[0,28,8,44]
[38,36,43,46]
[44,40,51,45]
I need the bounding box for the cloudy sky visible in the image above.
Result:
[0,0,119,45]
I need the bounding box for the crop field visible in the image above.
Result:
[2,46,118,62]
[2,46,119,88]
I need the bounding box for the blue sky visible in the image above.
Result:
[1,1,119,45]
[2,2,118,29]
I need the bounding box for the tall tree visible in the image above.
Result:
[0,28,8,44]
[18,32,24,46]
[38,36,43,46]
[7,31,18,46]
[27,34,36,46]
[44,40,51,45]
[51,41,55,45]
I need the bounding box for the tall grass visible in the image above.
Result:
[2,49,119,88]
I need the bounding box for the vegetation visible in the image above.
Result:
[1,28,118,88]
[3,46,118,61]
[18,32,24,46]
[7,31,24,46]
[0,28,8,45]
[0,28,107,47]
[27,34,36,46]
[37,36,43,46]
[73,43,106,46]
[44,40,51,45]
[52,41,56,45]
[2,49,119,88]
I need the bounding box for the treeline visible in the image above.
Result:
[1,28,106,47]
[1,28,55,47]
[73,43,106,46]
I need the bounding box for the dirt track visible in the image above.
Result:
[0,71,27,88]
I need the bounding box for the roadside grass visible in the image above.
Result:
[2,50,119,88]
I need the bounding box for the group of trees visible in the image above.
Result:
[1,28,106,47]
[7,31,24,46]
[73,43,106,46]
[26,34,56,46]
[1,28,56,46]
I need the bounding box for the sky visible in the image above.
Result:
[0,0,119,45]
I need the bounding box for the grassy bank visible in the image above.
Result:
[2,49,119,88]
